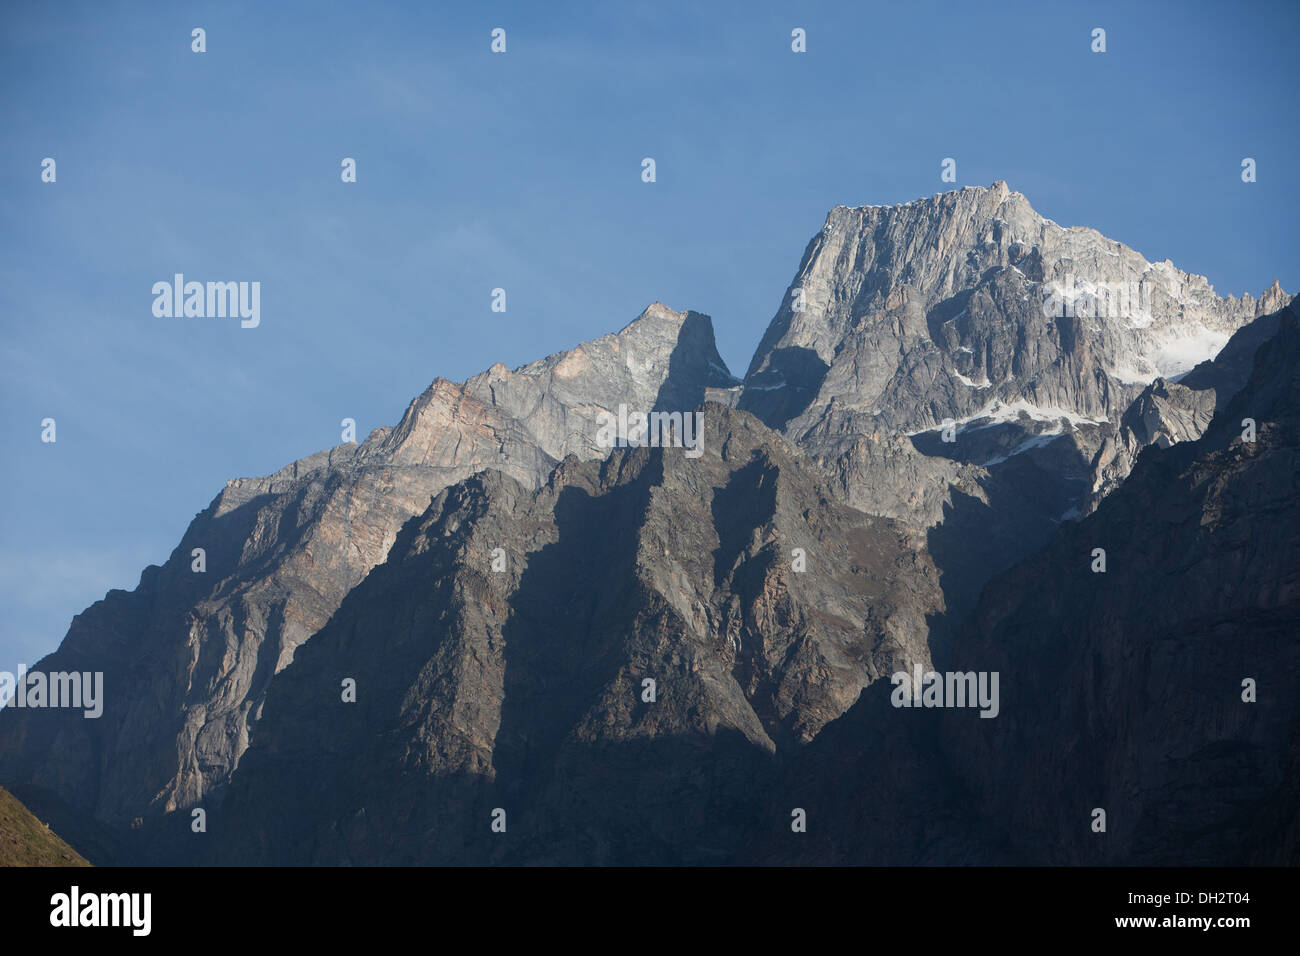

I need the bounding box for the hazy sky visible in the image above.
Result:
[1,0,1297,668]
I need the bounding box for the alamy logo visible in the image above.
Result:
[152,274,260,328]
[50,886,151,936]
[0,667,103,719]
[595,405,704,459]
[890,664,1000,718]
[1041,273,1153,320]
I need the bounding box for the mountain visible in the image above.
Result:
[1089,305,1287,506]
[940,300,1300,864]
[0,184,1291,865]
[742,182,1288,621]
[209,300,1300,866]
[203,404,941,864]
[754,299,1299,865]
[743,181,1284,439]
[0,304,735,831]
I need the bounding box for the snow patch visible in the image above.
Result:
[1109,359,1157,385]
[980,431,1065,467]
[1152,328,1230,379]
[950,370,992,389]
[907,399,1108,436]
[1107,326,1230,385]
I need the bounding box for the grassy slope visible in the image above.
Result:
[0,786,91,867]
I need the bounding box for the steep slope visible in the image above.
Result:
[199,405,942,865]
[740,182,1289,622]
[1088,305,1288,506]
[203,308,1300,866]
[743,181,1285,439]
[2,184,1290,867]
[0,786,91,867]
[0,304,735,833]
[749,303,1299,866]
[940,303,1300,864]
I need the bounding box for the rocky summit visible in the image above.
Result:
[744,183,1289,622]
[0,184,1293,865]
[0,302,734,830]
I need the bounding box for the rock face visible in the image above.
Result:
[0,184,1293,866]
[207,307,1300,866]
[1087,307,1287,507]
[940,303,1300,864]
[748,301,1300,866]
[0,304,735,828]
[743,182,1285,437]
[205,405,941,865]
[743,183,1286,521]
[742,182,1289,621]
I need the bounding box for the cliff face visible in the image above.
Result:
[0,304,735,827]
[207,405,941,865]
[742,183,1289,622]
[1088,307,1288,507]
[1,185,1293,866]
[753,302,1300,866]
[744,184,1285,525]
[941,304,1300,864]
[203,304,1298,868]
[744,182,1284,436]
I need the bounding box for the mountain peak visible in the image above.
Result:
[0,299,738,827]
[745,183,1287,428]
[826,181,1029,224]
[626,300,691,326]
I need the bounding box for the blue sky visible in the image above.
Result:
[1,0,1297,669]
